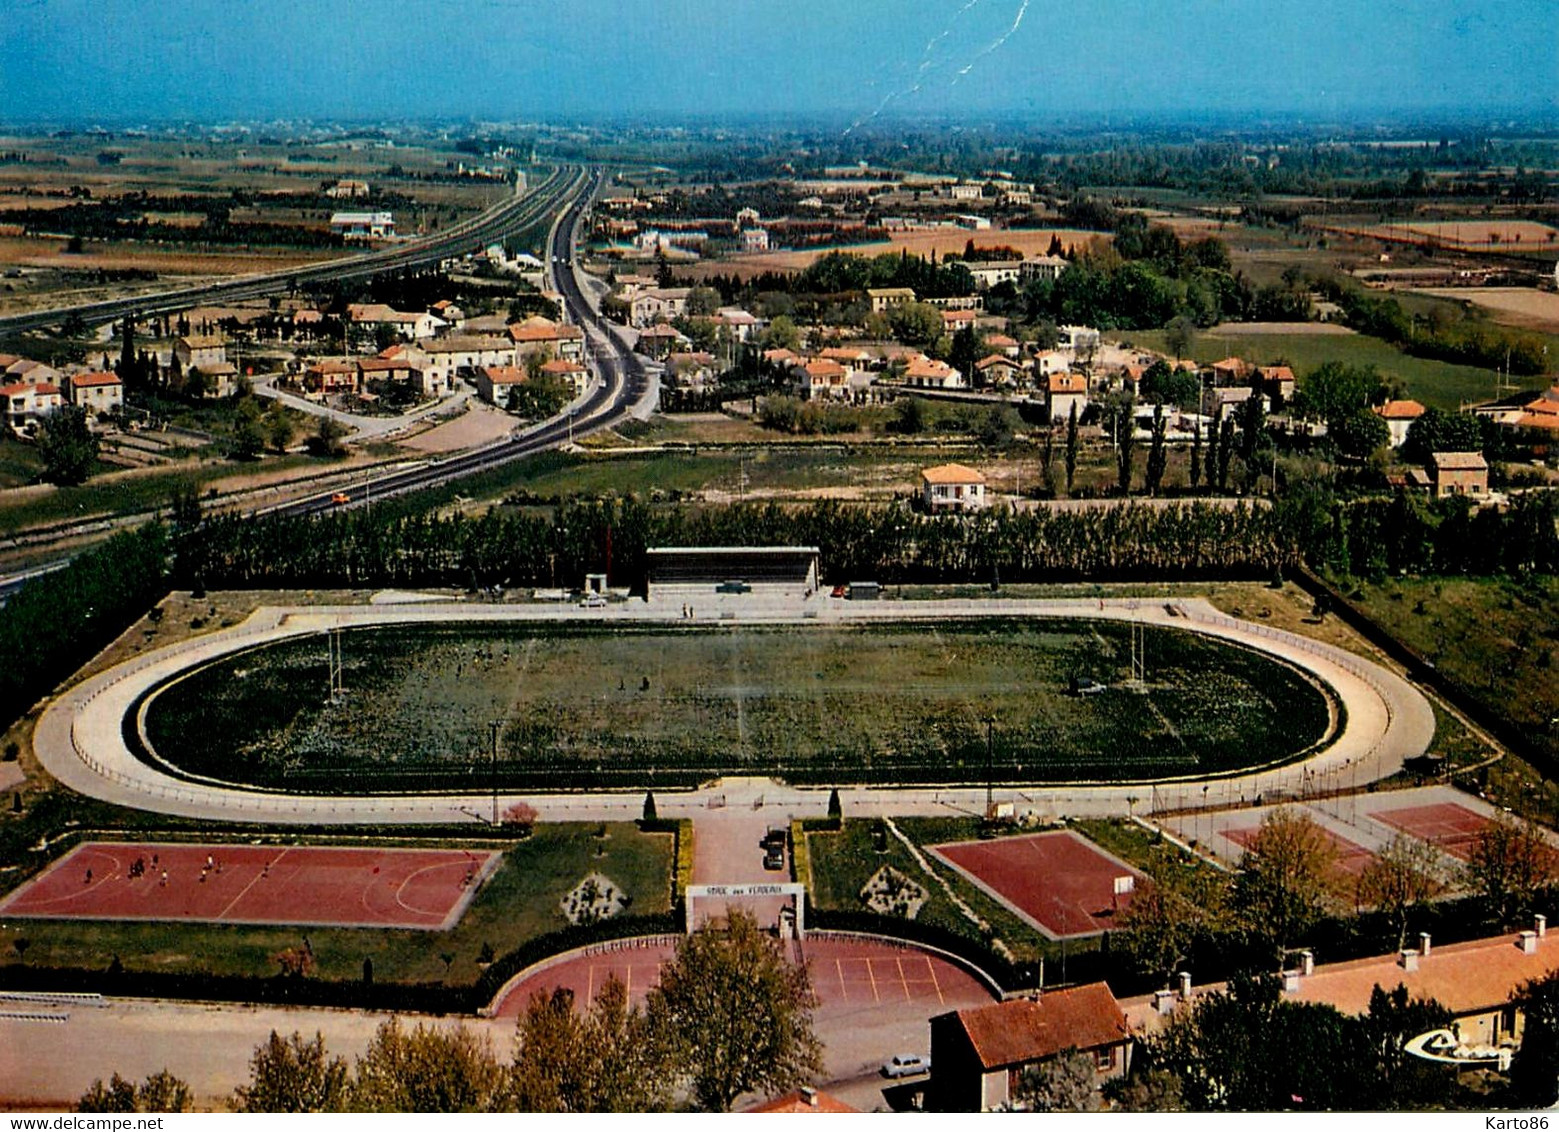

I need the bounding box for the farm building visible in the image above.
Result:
[1427,451,1488,498]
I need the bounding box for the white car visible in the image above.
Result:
[882,1054,930,1079]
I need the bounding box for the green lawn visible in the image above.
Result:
[805,818,1058,964]
[1341,575,1559,771]
[1124,327,1530,411]
[0,454,320,533]
[142,618,1335,790]
[0,823,673,986]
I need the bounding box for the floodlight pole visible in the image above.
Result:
[489,719,501,826]
[985,717,995,819]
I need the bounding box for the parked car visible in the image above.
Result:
[882,1054,930,1079]
[761,827,787,850]
[763,846,785,870]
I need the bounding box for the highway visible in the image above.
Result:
[0,164,583,336]
[0,165,656,595]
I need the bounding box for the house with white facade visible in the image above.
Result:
[921,463,987,512]
[65,371,123,415]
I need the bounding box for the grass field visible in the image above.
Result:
[1123,326,1524,411]
[0,822,672,986]
[141,619,1334,791]
[1340,575,1559,772]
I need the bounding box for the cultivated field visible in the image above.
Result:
[1411,287,1559,334]
[1333,220,1559,252]
[695,228,1106,280]
[140,619,1335,791]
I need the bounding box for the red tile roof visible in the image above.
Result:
[744,1089,857,1113]
[70,371,122,387]
[1376,399,1427,420]
[952,983,1129,1070]
[921,462,985,485]
[1048,374,1087,394]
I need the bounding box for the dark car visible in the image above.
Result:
[763,848,785,871]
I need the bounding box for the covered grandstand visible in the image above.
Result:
[644,546,821,601]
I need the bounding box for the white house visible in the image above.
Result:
[1,381,63,431]
[921,463,987,512]
[65,370,123,415]
[904,355,964,389]
[329,211,395,240]
[629,288,692,328]
[473,365,529,410]
[1376,399,1427,448]
[1046,373,1089,423]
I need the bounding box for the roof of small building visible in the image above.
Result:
[977,354,1020,370]
[945,983,1129,1071]
[1377,399,1427,420]
[479,365,528,385]
[922,462,985,485]
[70,371,122,387]
[424,335,511,354]
[177,335,225,349]
[0,381,59,397]
[1048,373,1088,394]
[541,359,586,374]
[803,359,846,378]
[744,1088,857,1114]
[1428,450,1488,472]
[905,356,958,379]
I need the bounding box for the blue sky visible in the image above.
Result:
[2,0,1554,124]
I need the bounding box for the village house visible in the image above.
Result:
[325,179,370,200]
[975,354,1024,389]
[665,351,718,390]
[1019,255,1069,285]
[1206,356,1253,386]
[715,307,761,342]
[963,260,1026,290]
[1058,325,1101,358]
[419,336,515,397]
[1,380,62,432]
[1046,373,1089,423]
[628,288,692,328]
[65,371,123,415]
[741,227,770,252]
[903,355,964,390]
[1472,385,1559,438]
[1257,364,1297,405]
[1427,450,1488,498]
[175,335,226,372]
[540,358,590,399]
[346,304,443,341]
[985,333,1021,358]
[867,287,916,315]
[920,463,987,513]
[1375,399,1427,447]
[508,316,586,363]
[473,365,529,410]
[929,983,1132,1111]
[302,358,360,398]
[1201,384,1265,421]
[635,323,689,360]
[795,358,849,401]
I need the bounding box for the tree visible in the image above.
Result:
[309,416,349,457]
[1402,407,1483,464]
[1164,314,1196,360]
[1189,422,1202,489]
[1106,1070,1186,1112]
[949,324,986,386]
[231,399,266,461]
[37,405,99,485]
[889,301,943,348]
[511,977,668,1112]
[1140,974,1371,1111]
[1359,984,1455,1111]
[892,395,927,435]
[352,1017,507,1113]
[1238,389,1266,471]
[232,1031,351,1113]
[685,286,721,317]
[977,405,1016,449]
[1145,404,1168,495]
[1119,864,1229,987]
[1510,970,1559,1107]
[644,909,822,1111]
[1292,362,1384,428]
[641,791,657,823]
[1215,415,1236,490]
[1231,808,1340,953]
[79,1070,192,1113]
[760,315,800,352]
[1465,812,1557,928]
[1064,402,1078,495]
[1355,834,1444,951]
[265,405,294,454]
[1115,397,1136,495]
[1014,1050,1103,1112]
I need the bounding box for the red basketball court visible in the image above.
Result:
[929,830,1149,939]
[1367,803,1493,861]
[1223,823,1378,878]
[0,841,499,930]
[492,934,994,1020]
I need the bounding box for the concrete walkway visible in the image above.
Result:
[32,597,1435,828]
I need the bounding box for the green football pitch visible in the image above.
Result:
[139,618,1334,791]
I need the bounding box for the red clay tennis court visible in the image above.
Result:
[1223,823,1378,878]
[1367,803,1497,861]
[0,841,499,930]
[491,935,994,1019]
[929,830,1149,939]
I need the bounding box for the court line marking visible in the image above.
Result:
[218,848,288,921]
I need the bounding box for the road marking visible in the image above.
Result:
[867,958,880,1003]
[896,956,911,1000]
[927,957,946,1005]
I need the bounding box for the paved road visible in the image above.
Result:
[33,596,1435,828]
[250,372,476,442]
